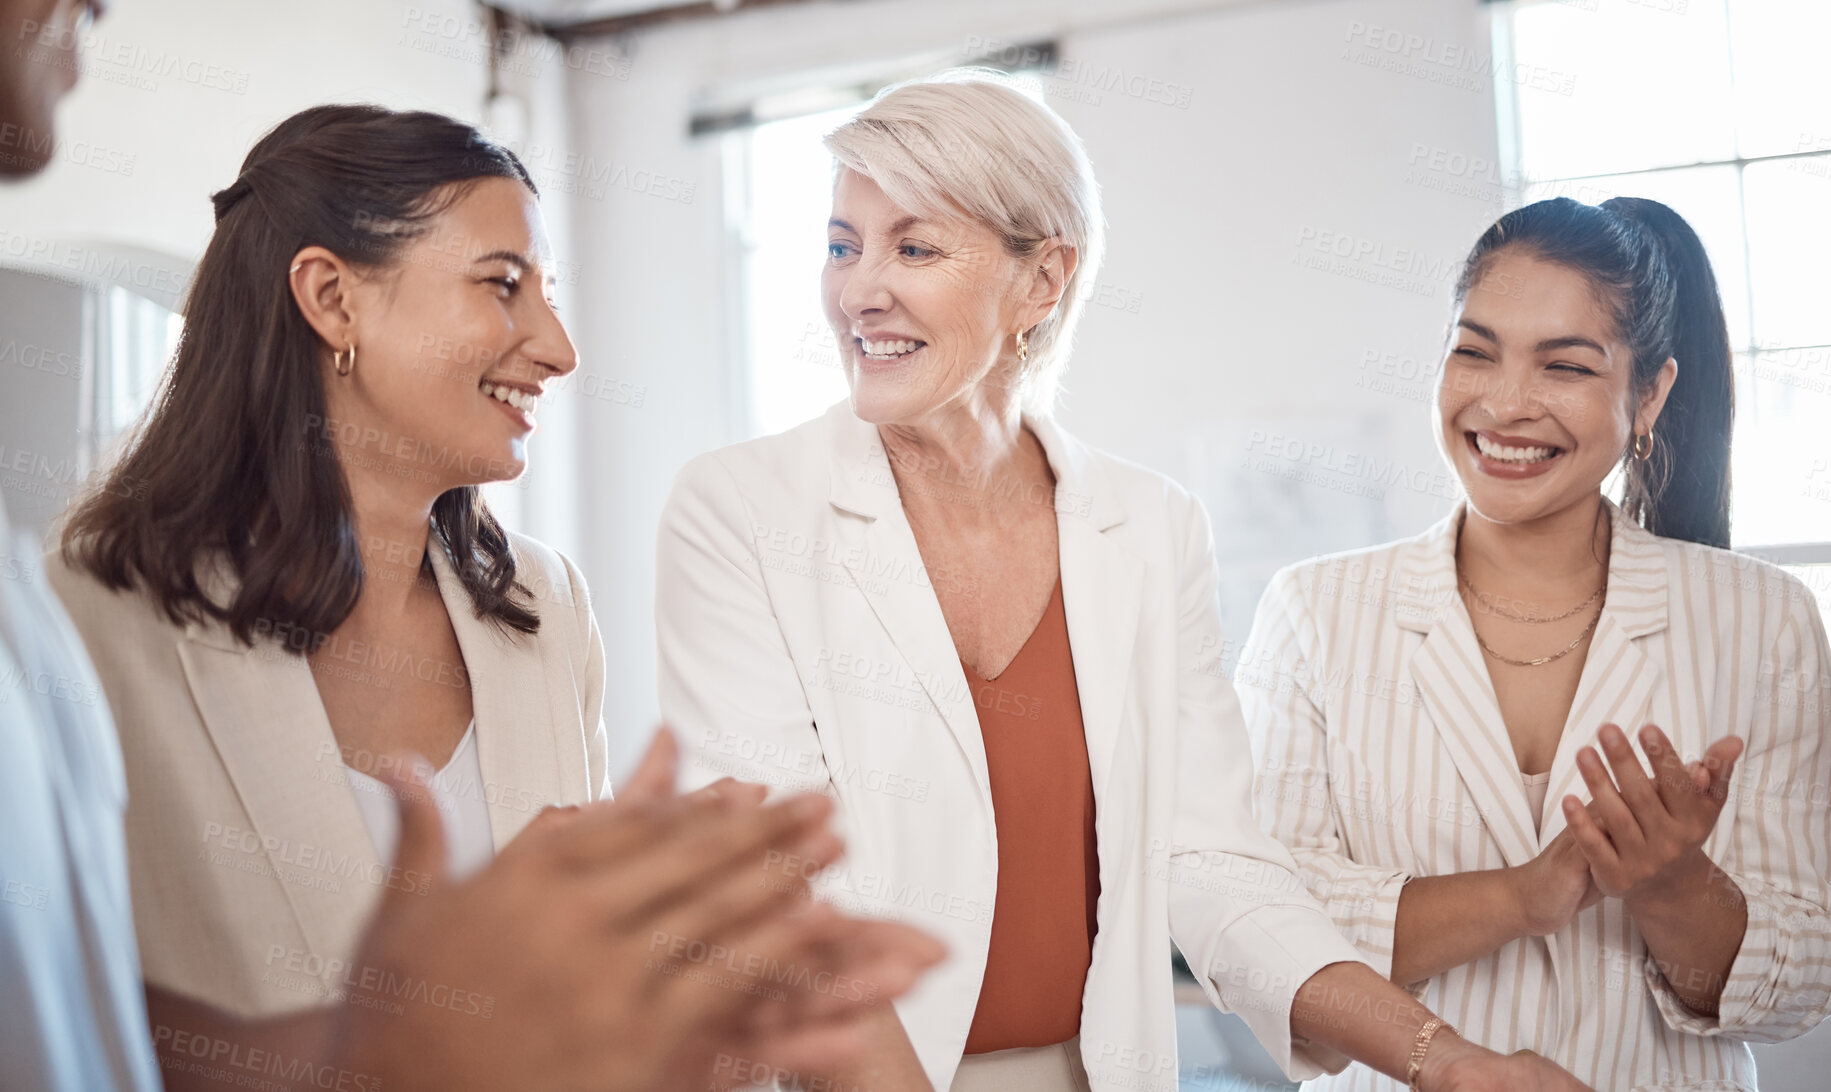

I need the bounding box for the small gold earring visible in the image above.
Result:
[334,344,357,377]
[1016,329,1029,363]
[1632,428,1653,461]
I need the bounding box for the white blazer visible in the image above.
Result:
[1240,503,1831,1091]
[656,401,1373,1091]
[46,531,610,1016]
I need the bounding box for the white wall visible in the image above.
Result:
[1045,0,1504,636]
[553,0,1507,769]
[0,0,500,555]
[2,0,490,263]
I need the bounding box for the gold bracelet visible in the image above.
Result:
[1406,1016,1453,1090]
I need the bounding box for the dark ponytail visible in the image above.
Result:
[1452,196,1734,548]
[1603,198,1734,549]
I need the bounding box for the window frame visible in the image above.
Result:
[1490,0,1831,566]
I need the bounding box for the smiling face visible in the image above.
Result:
[822,168,1046,426]
[313,177,578,491]
[1437,248,1675,526]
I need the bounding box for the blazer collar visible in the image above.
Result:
[422,538,575,848]
[176,587,382,967]
[174,532,571,961]
[1398,499,1672,866]
[824,400,1126,532]
[1390,499,1669,637]
[818,401,1139,813]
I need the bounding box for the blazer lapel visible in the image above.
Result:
[177,558,380,963]
[1396,510,1542,870]
[829,411,992,796]
[1538,507,1669,846]
[426,542,572,850]
[822,408,1147,808]
[1031,416,1141,807]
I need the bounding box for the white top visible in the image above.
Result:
[0,500,161,1092]
[1522,770,1552,836]
[346,720,495,881]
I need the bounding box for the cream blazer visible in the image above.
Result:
[1240,502,1831,1091]
[45,531,610,1016]
[656,402,1373,1092]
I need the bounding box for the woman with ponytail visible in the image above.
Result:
[1239,196,1831,1090]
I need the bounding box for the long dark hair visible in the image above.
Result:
[1452,196,1735,549]
[62,104,544,649]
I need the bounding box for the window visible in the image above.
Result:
[731,72,1047,437]
[1494,0,1831,619]
[103,286,182,442]
[737,104,860,438]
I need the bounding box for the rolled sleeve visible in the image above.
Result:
[1310,867,1411,986]
[1648,586,1831,1042]
[1645,878,1830,1040]
[1173,869,1373,1080]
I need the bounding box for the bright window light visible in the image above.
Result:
[737,73,1046,437]
[1502,0,1831,556]
[741,104,859,438]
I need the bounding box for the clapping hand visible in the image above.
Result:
[1561,724,1742,906]
[1511,825,1605,937]
[335,730,944,1092]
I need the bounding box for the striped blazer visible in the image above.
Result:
[1239,501,1831,1091]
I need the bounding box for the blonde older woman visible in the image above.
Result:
[656,73,1589,1092]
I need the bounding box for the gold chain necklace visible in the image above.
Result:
[1458,573,1605,624]
[1460,578,1606,667]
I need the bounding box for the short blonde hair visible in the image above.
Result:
[824,70,1106,415]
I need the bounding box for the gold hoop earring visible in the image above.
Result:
[1015,329,1029,364]
[334,344,357,377]
[1632,428,1653,461]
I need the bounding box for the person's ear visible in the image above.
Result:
[289,246,360,356]
[1021,240,1078,329]
[1637,355,1679,435]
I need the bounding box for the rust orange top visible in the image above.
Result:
[960,577,1101,1054]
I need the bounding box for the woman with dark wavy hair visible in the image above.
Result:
[47,103,607,1020]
